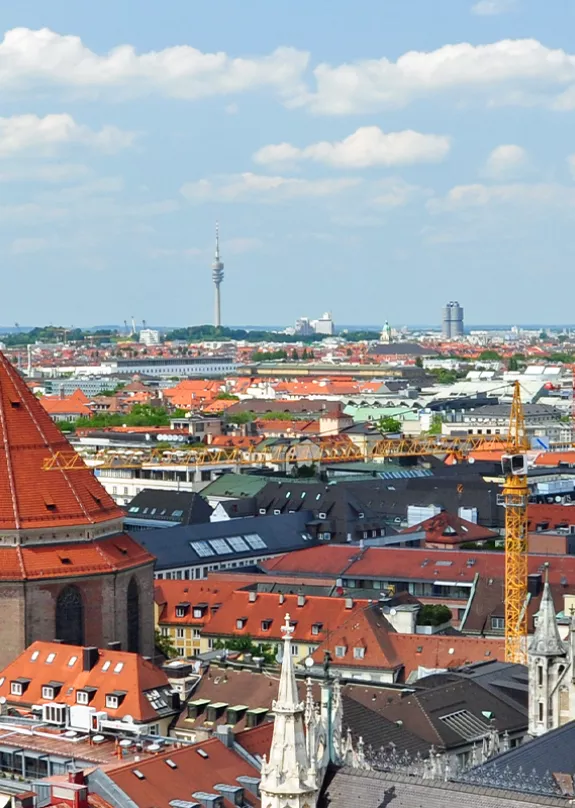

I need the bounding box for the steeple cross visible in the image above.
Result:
[281,612,294,640]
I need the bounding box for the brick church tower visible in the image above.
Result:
[0,351,155,668]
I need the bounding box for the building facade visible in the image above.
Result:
[0,350,155,667]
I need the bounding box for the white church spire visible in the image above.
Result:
[260,614,319,808]
[528,569,565,657]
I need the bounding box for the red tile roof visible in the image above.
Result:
[0,351,123,530]
[0,534,154,580]
[41,390,93,417]
[528,503,575,530]
[309,604,505,679]
[263,544,575,588]
[205,590,370,643]
[0,640,172,723]
[106,736,260,808]
[534,451,575,467]
[155,578,239,625]
[400,511,499,546]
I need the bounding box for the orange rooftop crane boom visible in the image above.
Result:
[500,381,530,664]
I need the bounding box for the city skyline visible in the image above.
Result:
[1,1,575,324]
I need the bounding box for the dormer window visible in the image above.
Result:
[236,617,247,630]
[311,623,323,636]
[76,687,97,705]
[106,691,126,709]
[10,678,30,696]
[353,647,366,660]
[193,603,208,619]
[318,513,327,520]
[261,620,272,631]
[335,645,347,658]
[175,602,190,618]
[42,685,55,700]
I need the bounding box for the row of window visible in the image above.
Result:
[11,680,121,709]
[155,555,271,580]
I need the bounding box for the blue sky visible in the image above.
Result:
[1,0,575,327]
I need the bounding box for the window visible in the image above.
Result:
[176,628,185,639]
[114,662,124,674]
[56,585,84,646]
[106,694,119,709]
[46,653,56,664]
[10,682,23,696]
[76,691,89,705]
[127,578,140,654]
[490,617,504,630]
[261,620,272,631]
[318,513,327,520]
[201,470,211,482]
[236,618,247,630]
[538,702,544,722]
[193,607,204,618]
[42,686,54,700]
[31,651,39,662]
[538,666,543,687]
[68,656,78,667]
[102,661,111,672]
[353,647,366,659]
[335,645,347,658]
[291,645,299,656]
[192,629,201,639]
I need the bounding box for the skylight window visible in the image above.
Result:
[190,541,212,558]
[102,661,111,672]
[209,538,232,555]
[227,536,249,552]
[31,651,39,662]
[46,653,56,664]
[68,656,78,667]
[114,662,124,673]
[244,534,266,550]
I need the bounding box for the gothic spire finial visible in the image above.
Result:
[528,570,565,657]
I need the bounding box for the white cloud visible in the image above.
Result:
[371,177,432,208]
[10,236,51,254]
[471,0,517,15]
[0,163,92,183]
[427,182,575,213]
[484,144,529,178]
[0,27,308,100]
[254,126,451,169]
[0,114,135,156]
[297,39,575,114]
[180,172,360,202]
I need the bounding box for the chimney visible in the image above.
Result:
[236,776,260,797]
[279,593,285,605]
[69,770,86,785]
[297,594,306,607]
[108,641,122,651]
[248,591,257,603]
[215,784,244,805]
[345,597,354,609]
[215,724,234,748]
[82,646,99,672]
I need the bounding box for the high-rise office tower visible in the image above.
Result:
[442,301,464,339]
[211,222,224,328]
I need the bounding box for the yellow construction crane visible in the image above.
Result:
[499,381,529,664]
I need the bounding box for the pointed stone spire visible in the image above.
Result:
[260,614,319,808]
[528,566,565,657]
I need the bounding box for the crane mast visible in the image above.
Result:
[500,381,530,664]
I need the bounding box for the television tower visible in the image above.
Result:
[212,222,224,328]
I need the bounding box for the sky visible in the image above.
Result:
[1,0,575,328]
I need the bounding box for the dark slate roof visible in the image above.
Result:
[416,661,528,713]
[459,720,575,797]
[341,694,431,757]
[379,677,527,751]
[133,510,316,570]
[218,497,258,518]
[319,767,567,808]
[124,488,213,526]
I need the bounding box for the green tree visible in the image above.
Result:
[416,604,452,627]
[415,356,423,368]
[377,416,402,433]
[540,331,549,341]
[427,414,443,435]
[226,412,256,425]
[155,629,178,659]
[291,349,299,361]
[214,635,275,664]
[478,350,502,361]
[508,356,519,371]
[215,392,239,401]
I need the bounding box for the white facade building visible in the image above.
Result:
[139,329,161,346]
